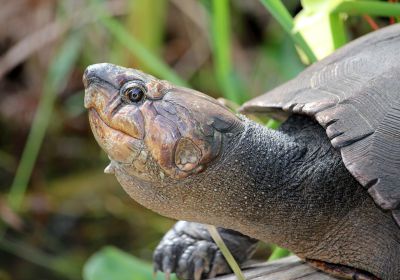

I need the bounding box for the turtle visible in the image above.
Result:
[83,23,400,280]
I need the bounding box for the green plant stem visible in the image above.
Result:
[334,1,400,16]
[99,17,187,87]
[7,32,82,211]
[206,225,246,280]
[329,13,347,49]
[259,0,317,63]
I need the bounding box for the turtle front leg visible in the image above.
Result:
[153,221,258,280]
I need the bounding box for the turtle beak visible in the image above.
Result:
[83,64,118,111]
[82,65,94,89]
[83,63,122,91]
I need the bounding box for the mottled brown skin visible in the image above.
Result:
[84,63,400,280]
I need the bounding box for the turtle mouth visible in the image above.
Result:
[89,108,107,126]
[88,108,123,137]
[88,108,145,165]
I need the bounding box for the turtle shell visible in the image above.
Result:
[241,24,400,227]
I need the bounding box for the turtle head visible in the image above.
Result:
[83,63,243,190]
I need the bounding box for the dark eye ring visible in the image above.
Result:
[121,82,146,103]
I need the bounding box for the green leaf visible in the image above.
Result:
[83,246,175,280]
[259,0,317,64]
[268,246,291,261]
[294,0,347,60]
[266,119,281,129]
[301,0,322,10]
[333,1,400,16]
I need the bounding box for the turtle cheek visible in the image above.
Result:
[140,100,223,179]
[145,115,181,176]
[110,106,145,140]
[140,102,187,179]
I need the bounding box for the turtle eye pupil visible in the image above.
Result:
[127,87,144,102]
[121,82,146,103]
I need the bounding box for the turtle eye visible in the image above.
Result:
[121,82,146,103]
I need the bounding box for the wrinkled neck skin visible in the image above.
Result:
[114,116,400,280]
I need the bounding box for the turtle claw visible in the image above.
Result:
[154,221,258,279]
[194,260,205,280]
[175,240,218,279]
[209,251,230,278]
[154,222,230,279]
[162,254,175,274]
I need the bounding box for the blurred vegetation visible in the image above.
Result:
[0,0,399,279]
[83,246,169,280]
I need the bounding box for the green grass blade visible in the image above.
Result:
[206,225,246,280]
[210,0,245,103]
[7,32,83,211]
[211,0,230,86]
[334,1,400,16]
[259,0,317,63]
[99,16,187,87]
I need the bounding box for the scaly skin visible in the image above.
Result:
[83,63,400,280]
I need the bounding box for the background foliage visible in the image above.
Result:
[0,0,398,279]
